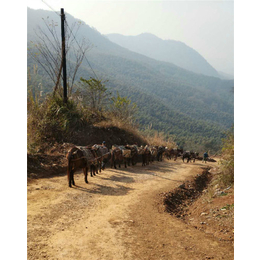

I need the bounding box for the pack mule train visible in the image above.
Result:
[66,144,202,187]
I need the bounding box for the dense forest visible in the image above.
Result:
[27,8,234,153]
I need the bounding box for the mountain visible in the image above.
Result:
[106,33,219,78]
[27,8,234,152]
[217,71,234,80]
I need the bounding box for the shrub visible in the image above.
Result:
[219,127,234,186]
[27,92,88,153]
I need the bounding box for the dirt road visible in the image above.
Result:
[27,159,233,260]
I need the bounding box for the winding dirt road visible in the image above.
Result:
[27,159,233,260]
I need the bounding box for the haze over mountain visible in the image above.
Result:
[106,33,220,78]
[27,8,234,151]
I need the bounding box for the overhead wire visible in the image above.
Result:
[41,0,60,16]
[65,19,100,81]
[36,0,100,81]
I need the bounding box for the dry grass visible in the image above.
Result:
[145,131,177,148]
[95,118,177,148]
[94,117,146,139]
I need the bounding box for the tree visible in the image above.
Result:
[28,16,89,96]
[110,91,137,123]
[78,77,111,112]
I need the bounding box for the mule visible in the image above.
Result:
[157,146,165,161]
[149,146,158,162]
[190,151,199,162]
[170,148,183,161]
[137,145,151,166]
[66,146,89,187]
[125,144,138,166]
[110,145,128,169]
[92,144,110,171]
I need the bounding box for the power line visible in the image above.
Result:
[65,19,100,81]
[35,3,100,81]
[41,0,60,16]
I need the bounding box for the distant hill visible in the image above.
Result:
[27,8,234,152]
[106,33,219,78]
[217,71,234,80]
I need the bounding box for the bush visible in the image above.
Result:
[27,92,88,153]
[219,127,234,186]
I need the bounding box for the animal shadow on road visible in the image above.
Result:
[107,162,182,184]
[72,183,134,196]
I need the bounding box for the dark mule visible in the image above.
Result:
[182,151,191,163]
[170,148,183,161]
[190,152,199,162]
[66,146,89,187]
[157,146,165,161]
[164,147,171,160]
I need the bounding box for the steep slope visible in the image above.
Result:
[106,33,219,78]
[27,8,234,151]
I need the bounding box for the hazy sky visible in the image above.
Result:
[27,0,234,75]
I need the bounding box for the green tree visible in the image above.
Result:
[78,77,111,112]
[110,91,137,123]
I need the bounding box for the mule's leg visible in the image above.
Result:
[68,169,75,187]
[92,164,96,175]
[90,165,94,177]
[68,170,72,187]
[72,171,75,186]
[68,168,72,187]
[101,160,105,170]
[94,163,98,174]
[84,167,88,184]
[98,162,100,173]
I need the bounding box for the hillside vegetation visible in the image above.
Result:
[27,8,234,153]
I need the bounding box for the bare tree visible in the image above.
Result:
[28,17,90,96]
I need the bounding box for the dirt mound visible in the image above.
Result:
[27,125,147,179]
[66,125,147,149]
[163,168,234,243]
[27,143,75,178]
[163,168,212,218]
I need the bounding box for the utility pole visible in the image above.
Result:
[61,8,68,103]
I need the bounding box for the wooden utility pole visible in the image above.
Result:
[61,8,68,103]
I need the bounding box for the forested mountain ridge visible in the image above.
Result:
[27,8,234,151]
[106,33,220,78]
